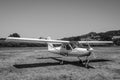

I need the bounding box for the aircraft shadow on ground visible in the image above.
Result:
[13,57,112,69]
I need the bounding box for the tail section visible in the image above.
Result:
[47,37,54,50]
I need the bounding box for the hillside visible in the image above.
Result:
[61,30,120,41]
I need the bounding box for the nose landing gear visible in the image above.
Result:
[77,56,90,68]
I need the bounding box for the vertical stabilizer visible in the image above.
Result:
[47,37,54,50]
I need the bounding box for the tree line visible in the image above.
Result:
[0,30,120,47]
[0,33,47,47]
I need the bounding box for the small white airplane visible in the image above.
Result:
[6,37,113,68]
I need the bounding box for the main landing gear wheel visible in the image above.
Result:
[85,59,89,68]
[60,60,63,65]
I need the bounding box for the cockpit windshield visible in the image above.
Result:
[61,41,89,50]
[69,41,88,49]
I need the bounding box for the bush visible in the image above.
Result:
[113,39,120,46]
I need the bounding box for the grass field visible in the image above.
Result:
[0,47,120,80]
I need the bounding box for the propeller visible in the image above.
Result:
[92,51,96,58]
[86,41,96,58]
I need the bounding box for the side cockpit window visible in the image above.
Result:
[69,41,84,48]
[66,44,72,50]
[62,43,72,50]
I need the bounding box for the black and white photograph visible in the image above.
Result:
[0,0,120,80]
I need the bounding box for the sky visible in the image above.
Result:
[0,0,120,39]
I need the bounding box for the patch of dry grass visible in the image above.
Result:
[0,47,120,80]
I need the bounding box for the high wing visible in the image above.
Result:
[6,37,69,43]
[6,37,113,44]
[78,41,113,44]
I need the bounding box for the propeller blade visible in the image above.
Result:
[86,41,91,49]
[92,52,96,58]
